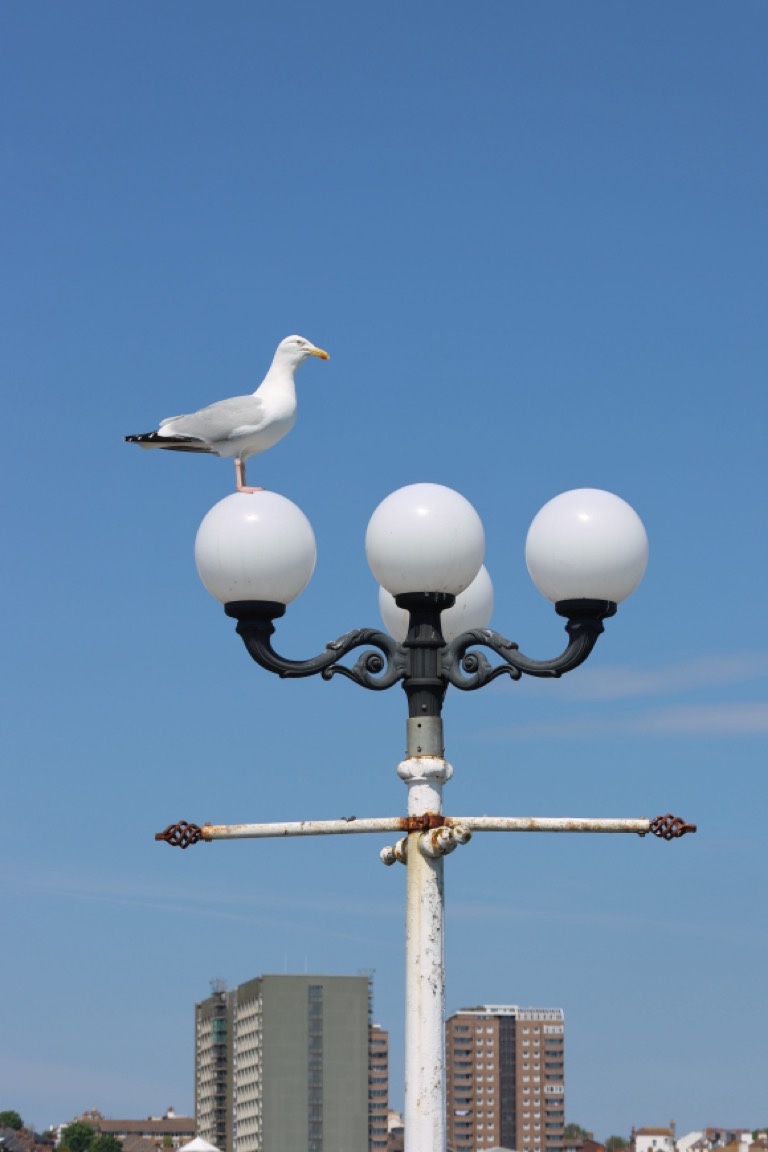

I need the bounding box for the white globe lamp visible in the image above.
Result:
[195,492,316,605]
[525,488,648,604]
[366,483,485,596]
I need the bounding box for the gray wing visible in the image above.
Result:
[159,395,267,443]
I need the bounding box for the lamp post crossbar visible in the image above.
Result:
[156,812,696,845]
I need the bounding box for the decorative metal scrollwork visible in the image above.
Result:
[224,597,618,702]
[225,602,406,690]
[320,628,406,689]
[442,601,617,691]
[155,821,207,849]
[649,813,698,840]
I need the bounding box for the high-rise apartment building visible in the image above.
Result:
[368,1024,389,1151]
[446,1004,565,1152]
[195,974,387,1152]
[196,980,232,1151]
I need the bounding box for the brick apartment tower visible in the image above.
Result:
[368,1023,389,1150]
[446,1004,565,1152]
[195,974,387,1152]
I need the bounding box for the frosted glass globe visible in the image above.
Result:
[378,565,494,643]
[525,488,648,603]
[195,492,316,605]
[366,483,485,595]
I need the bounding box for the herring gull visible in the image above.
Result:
[125,334,329,492]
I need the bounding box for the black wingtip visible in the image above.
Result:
[124,431,214,454]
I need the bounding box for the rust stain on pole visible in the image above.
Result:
[400,812,446,832]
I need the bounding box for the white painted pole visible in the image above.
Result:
[398,736,453,1152]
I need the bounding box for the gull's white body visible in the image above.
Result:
[125,334,329,491]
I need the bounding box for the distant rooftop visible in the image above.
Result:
[453,1004,565,1020]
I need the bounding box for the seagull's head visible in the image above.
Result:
[278,334,330,367]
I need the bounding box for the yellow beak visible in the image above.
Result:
[311,346,330,360]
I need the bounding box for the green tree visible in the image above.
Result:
[565,1127,592,1141]
[606,1137,630,1152]
[91,1136,122,1152]
[0,1112,24,1131]
[59,1122,96,1152]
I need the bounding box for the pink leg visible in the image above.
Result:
[235,458,264,494]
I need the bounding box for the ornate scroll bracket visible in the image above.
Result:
[442,600,617,691]
[321,628,405,689]
[223,598,620,699]
[224,601,404,690]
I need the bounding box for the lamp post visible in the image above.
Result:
[157,482,694,1152]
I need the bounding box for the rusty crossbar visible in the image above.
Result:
[155,812,696,849]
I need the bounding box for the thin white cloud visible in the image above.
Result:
[544,652,768,702]
[622,701,768,735]
[0,1053,175,1127]
[2,862,404,929]
[487,700,768,739]
[450,898,694,935]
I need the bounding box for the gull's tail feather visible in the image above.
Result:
[124,432,214,454]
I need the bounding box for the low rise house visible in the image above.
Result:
[633,1128,675,1152]
[72,1112,195,1150]
[1,1128,55,1152]
[563,1136,605,1152]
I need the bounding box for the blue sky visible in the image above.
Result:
[2,0,767,1138]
